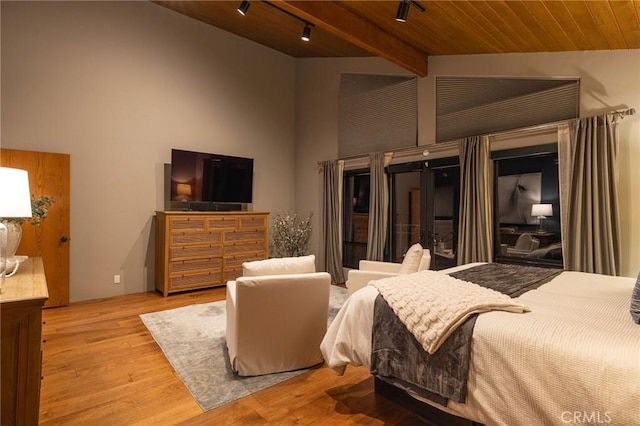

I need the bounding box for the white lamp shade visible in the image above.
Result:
[0,167,33,218]
[531,203,553,217]
[176,183,192,197]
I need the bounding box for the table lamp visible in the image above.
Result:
[531,203,552,233]
[176,183,193,201]
[0,167,33,291]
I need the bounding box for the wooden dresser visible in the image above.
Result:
[155,211,269,296]
[1,257,49,425]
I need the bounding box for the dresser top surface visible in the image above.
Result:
[156,211,268,216]
[0,257,49,304]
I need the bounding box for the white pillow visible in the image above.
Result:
[398,243,423,274]
[242,254,316,276]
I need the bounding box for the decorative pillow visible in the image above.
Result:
[398,243,424,274]
[630,271,640,324]
[242,254,316,277]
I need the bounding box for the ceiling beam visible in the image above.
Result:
[275,1,429,77]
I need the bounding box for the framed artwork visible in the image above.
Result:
[497,172,541,224]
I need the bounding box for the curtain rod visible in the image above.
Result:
[484,107,636,139]
[318,107,636,165]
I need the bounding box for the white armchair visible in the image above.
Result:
[345,244,431,296]
[225,255,331,376]
[506,233,540,256]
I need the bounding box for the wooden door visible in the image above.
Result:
[0,149,70,307]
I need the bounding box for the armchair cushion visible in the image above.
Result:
[242,254,316,276]
[398,243,424,274]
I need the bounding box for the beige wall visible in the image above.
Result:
[2,1,297,301]
[297,50,640,277]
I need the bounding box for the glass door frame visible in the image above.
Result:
[424,156,460,270]
[386,161,425,263]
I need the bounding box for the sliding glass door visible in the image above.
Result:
[425,158,460,270]
[342,158,461,271]
[343,170,370,269]
[387,163,423,263]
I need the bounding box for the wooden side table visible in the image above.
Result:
[1,257,49,425]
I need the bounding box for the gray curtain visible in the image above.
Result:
[322,160,345,284]
[457,136,493,264]
[557,123,571,270]
[559,114,621,275]
[366,152,389,261]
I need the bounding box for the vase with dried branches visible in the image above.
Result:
[269,212,313,258]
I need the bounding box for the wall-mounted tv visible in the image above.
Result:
[170,149,254,206]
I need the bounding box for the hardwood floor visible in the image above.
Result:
[40,287,431,425]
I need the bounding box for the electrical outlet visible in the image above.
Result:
[114,274,121,284]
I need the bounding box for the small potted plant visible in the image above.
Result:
[1,195,55,259]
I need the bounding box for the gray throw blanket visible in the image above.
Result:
[370,263,562,404]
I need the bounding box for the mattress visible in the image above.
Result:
[320,263,640,426]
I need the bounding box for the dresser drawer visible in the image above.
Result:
[169,271,223,290]
[169,217,206,232]
[208,216,239,230]
[224,229,266,243]
[223,268,243,282]
[239,215,267,229]
[223,252,264,270]
[224,240,266,255]
[170,231,222,246]
[170,244,222,260]
[169,258,222,275]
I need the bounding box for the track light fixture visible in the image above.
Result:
[395,0,425,23]
[237,1,314,43]
[301,24,312,42]
[395,1,410,22]
[246,1,314,43]
[237,0,250,16]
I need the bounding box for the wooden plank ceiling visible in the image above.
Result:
[155,1,640,77]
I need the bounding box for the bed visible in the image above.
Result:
[321,263,640,426]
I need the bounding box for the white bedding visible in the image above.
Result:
[320,263,640,426]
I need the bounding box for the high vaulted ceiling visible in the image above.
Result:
[155,1,640,77]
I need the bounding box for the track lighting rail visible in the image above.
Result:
[237,1,314,42]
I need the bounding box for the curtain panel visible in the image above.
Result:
[366,152,389,261]
[322,160,345,284]
[457,136,493,264]
[559,114,621,275]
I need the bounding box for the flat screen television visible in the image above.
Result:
[170,149,254,206]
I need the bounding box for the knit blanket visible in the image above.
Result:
[370,270,530,354]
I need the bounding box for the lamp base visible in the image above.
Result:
[536,216,546,233]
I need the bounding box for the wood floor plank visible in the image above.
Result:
[40,288,431,425]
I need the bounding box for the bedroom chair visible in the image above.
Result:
[225,254,331,376]
[506,232,540,256]
[345,243,431,296]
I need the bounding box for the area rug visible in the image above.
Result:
[140,285,348,411]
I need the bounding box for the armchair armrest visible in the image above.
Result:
[346,270,401,296]
[226,280,238,360]
[358,260,403,273]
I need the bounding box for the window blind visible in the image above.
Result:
[436,77,580,143]
[339,74,417,158]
